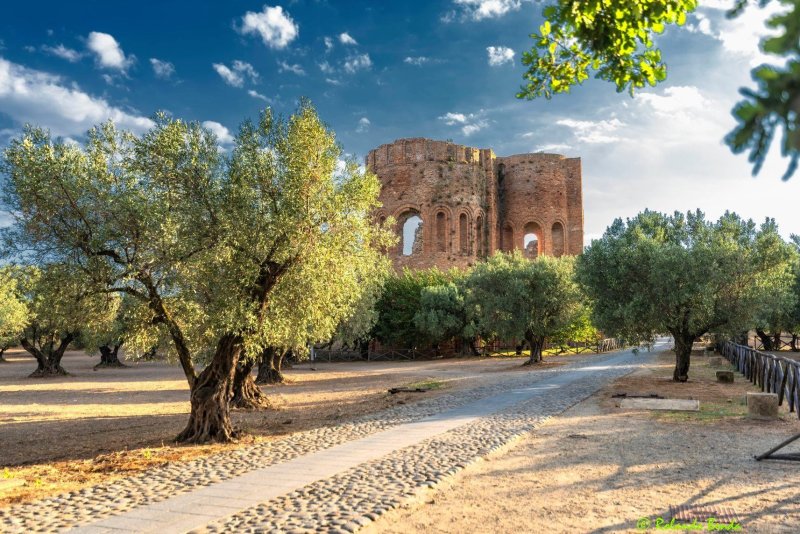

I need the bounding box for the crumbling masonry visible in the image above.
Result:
[367,138,584,271]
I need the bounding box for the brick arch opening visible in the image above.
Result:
[475,214,484,257]
[552,221,565,257]
[523,222,542,259]
[398,210,423,256]
[458,212,470,254]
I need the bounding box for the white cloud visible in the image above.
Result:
[486,46,514,66]
[212,60,259,87]
[149,58,175,79]
[42,44,82,62]
[202,120,234,146]
[556,118,624,144]
[453,0,523,21]
[247,89,270,102]
[438,111,487,136]
[343,54,372,73]
[238,5,299,49]
[534,143,571,153]
[637,86,707,115]
[325,78,343,86]
[339,32,357,45]
[404,56,430,66]
[319,61,335,74]
[278,60,305,75]
[356,117,370,133]
[0,57,153,137]
[324,37,334,51]
[86,32,133,71]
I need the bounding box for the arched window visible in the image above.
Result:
[400,213,423,256]
[436,211,447,252]
[459,213,469,254]
[475,215,483,257]
[502,224,514,252]
[523,222,542,259]
[552,222,565,257]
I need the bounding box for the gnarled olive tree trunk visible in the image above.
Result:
[756,329,775,351]
[21,333,74,377]
[255,346,286,384]
[230,358,272,410]
[175,333,241,443]
[94,344,127,369]
[0,345,9,363]
[522,333,545,365]
[672,334,693,382]
[791,333,799,352]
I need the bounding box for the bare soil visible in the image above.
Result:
[366,351,800,533]
[0,347,577,507]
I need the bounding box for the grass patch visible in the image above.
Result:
[652,400,748,423]
[404,378,446,391]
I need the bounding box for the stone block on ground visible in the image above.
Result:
[716,371,734,383]
[746,392,779,420]
[619,398,699,411]
[707,356,724,366]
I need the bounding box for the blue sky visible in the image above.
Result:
[1,0,798,243]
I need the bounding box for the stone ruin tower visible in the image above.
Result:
[366,138,584,271]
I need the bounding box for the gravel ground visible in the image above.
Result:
[0,347,653,533]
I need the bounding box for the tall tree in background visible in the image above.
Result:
[465,252,583,364]
[0,267,29,363]
[1,102,389,442]
[577,210,795,381]
[519,0,800,179]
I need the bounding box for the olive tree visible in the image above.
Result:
[1,102,389,442]
[577,210,795,381]
[413,273,480,355]
[465,252,583,364]
[0,267,29,362]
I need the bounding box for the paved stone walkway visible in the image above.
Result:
[1,342,667,533]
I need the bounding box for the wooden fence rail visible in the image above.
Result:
[719,341,800,420]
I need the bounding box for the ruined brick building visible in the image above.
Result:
[366,138,584,271]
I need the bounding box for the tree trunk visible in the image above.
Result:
[175,333,241,444]
[672,335,692,382]
[522,334,545,365]
[255,347,286,384]
[22,334,73,377]
[756,329,774,351]
[230,359,272,410]
[468,339,480,356]
[358,340,369,360]
[515,342,525,356]
[0,345,8,363]
[94,344,127,369]
[791,334,799,352]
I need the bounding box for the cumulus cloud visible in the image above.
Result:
[202,120,235,146]
[486,46,514,66]
[324,37,334,51]
[404,56,430,66]
[212,60,259,87]
[637,86,707,115]
[0,57,153,137]
[42,44,82,62]
[238,5,299,49]
[149,58,175,79]
[438,111,487,136]
[318,61,335,74]
[86,32,133,71]
[248,89,271,102]
[278,60,305,75]
[325,78,343,86]
[356,117,370,133]
[339,32,357,45]
[556,118,624,144]
[343,54,372,73]
[451,0,523,21]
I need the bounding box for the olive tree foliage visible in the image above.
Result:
[577,210,795,382]
[413,272,481,355]
[519,0,800,179]
[0,267,29,361]
[9,265,116,376]
[465,252,583,364]
[1,101,389,443]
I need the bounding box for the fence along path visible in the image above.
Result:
[720,341,800,420]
